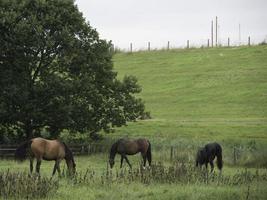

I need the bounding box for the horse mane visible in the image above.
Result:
[109,140,120,159]
[62,142,74,161]
[196,147,205,165]
[15,140,32,161]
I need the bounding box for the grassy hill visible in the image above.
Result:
[1,46,267,200]
[112,45,267,145]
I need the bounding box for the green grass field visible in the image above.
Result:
[1,45,267,199]
[112,45,267,145]
[1,155,267,200]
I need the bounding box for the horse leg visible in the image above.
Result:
[209,161,214,173]
[56,160,61,175]
[30,157,34,174]
[142,153,147,168]
[205,162,208,172]
[52,159,61,176]
[124,156,132,169]
[120,155,124,168]
[52,160,58,176]
[36,159,42,174]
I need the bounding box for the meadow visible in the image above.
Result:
[1,45,267,199]
[112,45,267,145]
[0,152,267,200]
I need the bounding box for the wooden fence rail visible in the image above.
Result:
[0,143,111,158]
[0,144,251,165]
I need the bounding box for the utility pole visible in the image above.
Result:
[215,16,218,47]
[239,23,241,46]
[211,20,213,47]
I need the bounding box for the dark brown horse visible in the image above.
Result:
[109,138,152,169]
[196,142,223,172]
[15,137,76,175]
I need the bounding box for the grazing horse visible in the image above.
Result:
[15,137,76,175]
[109,138,152,169]
[196,142,223,172]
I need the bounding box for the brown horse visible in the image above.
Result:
[109,138,152,169]
[15,137,76,175]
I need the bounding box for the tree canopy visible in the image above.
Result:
[0,0,148,142]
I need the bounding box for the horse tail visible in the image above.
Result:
[15,140,32,161]
[147,140,152,166]
[216,144,223,170]
[195,152,199,167]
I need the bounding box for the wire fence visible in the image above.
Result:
[111,36,266,53]
[0,142,262,167]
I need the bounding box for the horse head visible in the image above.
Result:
[196,148,207,165]
[66,158,76,175]
[109,158,115,168]
[63,142,76,175]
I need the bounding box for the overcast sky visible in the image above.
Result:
[75,0,267,50]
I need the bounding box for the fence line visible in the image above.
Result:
[0,143,257,165]
[0,144,110,157]
[112,36,257,53]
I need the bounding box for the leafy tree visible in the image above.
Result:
[0,0,149,141]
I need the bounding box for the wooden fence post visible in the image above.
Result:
[130,43,133,53]
[187,40,189,48]
[81,146,85,154]
[170,146,174,161]
[248,36,250,46]
[87,144,90,155]
[233,147,236,165]
[167,41,170,50]
[207,39,209,47]
[228,37,230,47]
[148,42,150,51]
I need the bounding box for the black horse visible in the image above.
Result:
[109,138,152,169]
[196,142,223,172]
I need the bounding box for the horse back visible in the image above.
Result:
[136,138,150,153]
[114,138,150,156]
[205,142,222,157]
[31,138,65,160]
[117,139,139,155]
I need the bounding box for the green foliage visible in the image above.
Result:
[0,0,147,141]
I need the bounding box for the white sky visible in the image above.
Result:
[75,0,267,50]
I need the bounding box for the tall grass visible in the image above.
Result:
[71,161,267,186]
[0,171,59,199]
